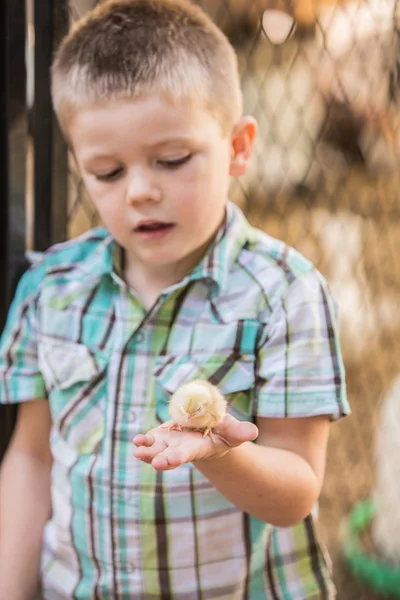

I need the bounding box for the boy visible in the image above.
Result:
[0,1,350,598]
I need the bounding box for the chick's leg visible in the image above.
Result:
[168,422,184,433]
[159,420,184,432]
[202,427,217,443]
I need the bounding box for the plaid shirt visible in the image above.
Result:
[0,202,349,599]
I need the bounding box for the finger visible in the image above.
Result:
[134,440,167,462]
[150,455,171,471]
[133,453,153,464]
[213,414,258,445]
[151,446,189,470]
[134,447,160,462]
[152,436,206,470]
[132,433,155,447]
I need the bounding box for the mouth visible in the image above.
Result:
[133,220,175,240]
[134,221,175,233]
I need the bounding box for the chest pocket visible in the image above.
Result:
[154,353,256,424]
[38,335,110,455]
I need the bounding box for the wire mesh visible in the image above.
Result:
[64,2,400,597]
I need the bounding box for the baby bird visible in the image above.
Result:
[167,379,227,440]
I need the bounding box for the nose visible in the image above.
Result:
[126,167,162,205]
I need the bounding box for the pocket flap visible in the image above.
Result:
[38,337,108,391]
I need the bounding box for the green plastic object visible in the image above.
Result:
[341,498,400,598]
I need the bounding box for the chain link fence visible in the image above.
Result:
[21,0,400,597]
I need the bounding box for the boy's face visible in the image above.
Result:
[69,94,255,281]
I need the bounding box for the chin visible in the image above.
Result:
[146,252,183,267]
[151,247,195,264]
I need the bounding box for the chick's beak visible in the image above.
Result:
[185,412,194,421]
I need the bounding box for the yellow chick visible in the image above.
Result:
[167,379,227,439]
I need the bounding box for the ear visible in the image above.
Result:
[229,116,257,178]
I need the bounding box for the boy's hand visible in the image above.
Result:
[133,414,258,470]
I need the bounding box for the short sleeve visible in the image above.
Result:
[0,266,46,404]
[253,270,349,420]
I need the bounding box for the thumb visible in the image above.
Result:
[213,414,259,445]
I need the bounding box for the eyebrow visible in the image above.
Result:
[142,136,196,148]
[81,136,199,164]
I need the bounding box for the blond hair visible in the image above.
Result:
[51,0,243,136]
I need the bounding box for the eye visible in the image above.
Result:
[195,406,203,413]
[95,167,124,182]
[158,154,192,169]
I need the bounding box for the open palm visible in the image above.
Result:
[133,414,258,471]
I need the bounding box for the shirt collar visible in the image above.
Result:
[66,230,116,288]
[185,201,252,294]
[70,201,251,295]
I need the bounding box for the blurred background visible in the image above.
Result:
[2,1,400,598]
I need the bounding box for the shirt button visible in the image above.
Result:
[128,410,136,423]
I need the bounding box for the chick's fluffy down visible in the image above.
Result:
[168,379,227,431]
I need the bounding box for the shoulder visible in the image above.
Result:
[242,226,314,281]
[14,228,111,304]
[240,223,321,290]
[33,227,110,273]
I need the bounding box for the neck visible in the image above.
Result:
[123,211,226,308]
[124,263,177,309]
[123,241,210,310]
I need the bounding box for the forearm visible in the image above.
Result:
[195,442,319,526]
[0,448,52,600]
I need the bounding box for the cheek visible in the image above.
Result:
[94,204,117,227]
[80,177,102,205]
[180,156,228,202]
[165,170,205,215]
[82,179,123,223]
[197,150,231,200]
